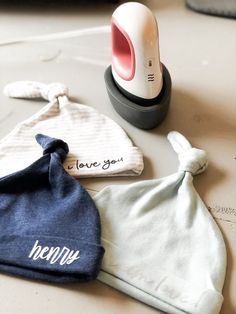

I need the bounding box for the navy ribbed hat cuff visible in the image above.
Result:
[0,235,104,282]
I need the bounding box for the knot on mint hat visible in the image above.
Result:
[178,147,208,175]
[168,131,208,175]
[94,131,226,314]
[1,81,143,178]
[0,134,104,283]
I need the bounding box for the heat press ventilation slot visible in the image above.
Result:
[148,74,154,82]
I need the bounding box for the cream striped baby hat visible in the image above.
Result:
[1,81,143,178]
[94,131,227,314]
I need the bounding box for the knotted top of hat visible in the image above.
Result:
[36,133,69,160]
[0,81,143,178]
[0,133,104,283]
[167,131,208,175]
[94,131,226,314]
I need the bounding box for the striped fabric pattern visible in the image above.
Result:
[0,82,144,178]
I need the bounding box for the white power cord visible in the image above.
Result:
[0,25,110,46]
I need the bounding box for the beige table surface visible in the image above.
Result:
[0,0,236,313]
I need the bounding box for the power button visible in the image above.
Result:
[145,58,155,68]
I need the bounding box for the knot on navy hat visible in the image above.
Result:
[178,147,208,175]
[36,134,69,161]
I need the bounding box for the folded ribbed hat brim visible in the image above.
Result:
[186,0,236,18]
[98,270,223,314]
[0,235,104,283]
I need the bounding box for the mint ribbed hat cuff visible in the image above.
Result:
[98,269,223,314]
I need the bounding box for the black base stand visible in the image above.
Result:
[104,63,172,130]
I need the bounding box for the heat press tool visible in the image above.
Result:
[104,2,172,129]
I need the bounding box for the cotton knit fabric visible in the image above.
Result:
[1,81,143,178]
[0,133,104,283]
[94,131,227,314]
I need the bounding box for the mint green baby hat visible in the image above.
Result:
[94,131,227,314]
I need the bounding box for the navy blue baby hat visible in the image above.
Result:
[0,134,104,283]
